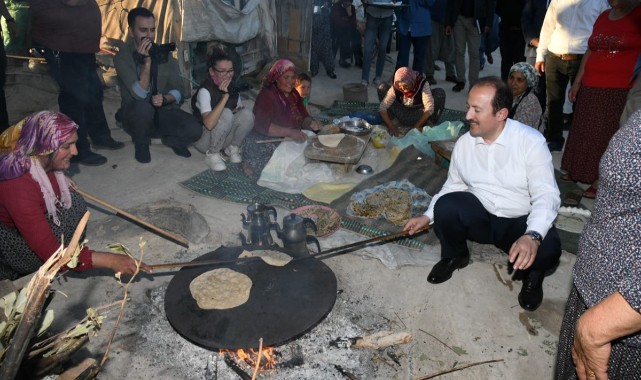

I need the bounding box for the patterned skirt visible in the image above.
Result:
[0,191,88,280]
[561,86,629,184]
[555,285,641,379]
[241,130,281,180]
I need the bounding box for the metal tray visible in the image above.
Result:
[338,120,372,136]
[304,134,370,164]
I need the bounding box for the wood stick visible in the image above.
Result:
[415,359,504,380]
[74,187,189,248]
[255,138,291,144]
[251,337,263,380]
[148,226,428,270]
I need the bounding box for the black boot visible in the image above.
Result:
[134,143,151,163]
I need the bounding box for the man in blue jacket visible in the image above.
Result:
[395,0,435,74]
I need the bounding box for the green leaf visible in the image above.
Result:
[15,287,28,314]
[36,309,54,336]
[1,291,16,319]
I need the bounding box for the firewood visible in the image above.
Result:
[351,331,412,349]
[56,357,98,380]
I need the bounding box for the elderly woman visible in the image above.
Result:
[555,109,641,379]
[507,62,543,129]
[378,67,439,137]
[0,111,150,280]
[243,59,321,179]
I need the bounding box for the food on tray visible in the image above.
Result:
[238,249,292,266]
[290,205,341,237]
[351,188,412,226]
[189,268,252,310]
[318,133,345,148]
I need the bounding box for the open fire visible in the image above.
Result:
[220,347,277,371]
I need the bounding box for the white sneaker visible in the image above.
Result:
[372,77,382,86]
[361,79,369,86]
[205,151,227,171]
[224,145,242,163]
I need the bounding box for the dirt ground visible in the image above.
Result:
[4,52,586,380]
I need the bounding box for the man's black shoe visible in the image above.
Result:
[171,146,191,158]
[339,59,351,68]
[71,151,107,166]
[327,71,337,79]
[427,76,437,85]
[452,82,465,92]
[134,143,151,163]
[486,53,494,64]
[93,137,125,150]
[518,274,544,311]
[427,256,470,284]
[445,76,458,83]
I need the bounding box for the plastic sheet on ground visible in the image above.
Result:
[390,120,464,157]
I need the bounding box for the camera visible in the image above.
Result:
[148,42,176,64]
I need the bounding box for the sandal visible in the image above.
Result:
[563,189,583,206]
[560,173,574,182]
[582,185,597,199]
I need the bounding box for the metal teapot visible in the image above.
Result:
[240,203,280,246]
[277,213,320,257]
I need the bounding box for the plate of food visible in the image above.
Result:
[347,179,431,226]
[288,205,342,237]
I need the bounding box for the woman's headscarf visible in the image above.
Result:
[509,62,538,88]
[393,67,424,105]
[0,111,78,225]
[263,59,297,86]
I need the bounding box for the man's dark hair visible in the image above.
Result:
[475,76,513,114]
[127,7,155,29]
[207,49,233,70]
[296,72,312,86]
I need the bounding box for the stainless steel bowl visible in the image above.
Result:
[338,120,372,136]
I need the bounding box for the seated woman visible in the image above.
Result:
[192,49,254,172]
[377,67,442,137]
[0,111,150,280]
[507,62,543,129]
[243,59,321,179]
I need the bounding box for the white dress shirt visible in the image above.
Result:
[536,0,610,62]
[424,119,560,237]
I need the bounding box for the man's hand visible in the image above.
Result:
[530,38,539,48]
[137,37,153,57]
[404,215,430,235]
[151,94,164,108]
[535,61,545,75]
[508,235,539,270]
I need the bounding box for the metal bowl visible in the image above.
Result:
[338,120,372,136]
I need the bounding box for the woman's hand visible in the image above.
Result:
[569,83,581,103]
[389,126,403,137]
[288,129,308,143]
[92,252,152,277]
[219,78,232,94]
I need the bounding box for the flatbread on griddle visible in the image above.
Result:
[189,268,252,310]
[238,249,292,266]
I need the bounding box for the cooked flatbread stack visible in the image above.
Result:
[352,188,412,226]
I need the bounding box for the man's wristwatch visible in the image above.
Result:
[524,230,542,243]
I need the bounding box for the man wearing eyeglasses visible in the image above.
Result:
[114,7,201,163]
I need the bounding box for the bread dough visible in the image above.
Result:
[189,268,252,310]
[318,133,345,148]
[238,249,292,266]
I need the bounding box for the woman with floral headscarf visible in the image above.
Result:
[0,111,150,280]
[242,59,322,178]
[507,62,543,129]
[378,67,439,137]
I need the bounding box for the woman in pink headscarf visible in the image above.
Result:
[0,111,150,280]
[243,59,322,178]
[378,67,438,137]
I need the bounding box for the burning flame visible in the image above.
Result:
[220,347,277,371]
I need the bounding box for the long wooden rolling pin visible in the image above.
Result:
[74,188,189,248]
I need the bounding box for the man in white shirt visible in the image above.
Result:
[405,76,561,312]
[535,0,609,151]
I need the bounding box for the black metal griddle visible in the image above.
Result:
[164,246,337,350]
